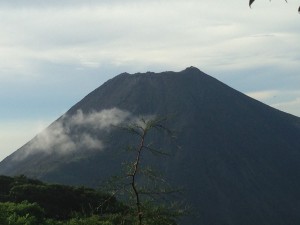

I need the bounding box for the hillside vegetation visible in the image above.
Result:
[0,175,176,225]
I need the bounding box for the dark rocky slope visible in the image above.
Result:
[1,67,300,225]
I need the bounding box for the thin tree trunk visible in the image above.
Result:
[130,129,146,225]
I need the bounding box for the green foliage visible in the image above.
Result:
[0,201,44,225]
[0,202,123,225]
[0,175,42,202]
[62,215,112,225]
[9,183,123,219]
[0,175,130,224]
[0,175,125,220]
[0,175,13,201]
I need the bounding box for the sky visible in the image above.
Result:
[0,0,299,161]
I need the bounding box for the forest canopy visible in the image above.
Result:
[0,175,178,225]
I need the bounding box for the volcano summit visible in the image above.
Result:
[1,67,300,225]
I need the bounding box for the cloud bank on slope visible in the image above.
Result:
[13,108,136,161]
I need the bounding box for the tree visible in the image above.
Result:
[106,117,184,225]
[249,0,300,13]
[9,183,124,220]
[0,201,45,225]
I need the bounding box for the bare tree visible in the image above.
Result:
[106,117,184,225]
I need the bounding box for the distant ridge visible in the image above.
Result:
[1,67,300,225]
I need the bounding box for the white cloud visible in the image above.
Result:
[0,0,298,76]
[0,120,52,162]
[79,133,103,150]
[69,108,131,130]
[28,122,76,153]
[13,108,130,160]
[12,108,154,161]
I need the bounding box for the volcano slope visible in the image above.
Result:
[1,67,300,225]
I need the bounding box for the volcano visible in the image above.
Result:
[1,67,300,225]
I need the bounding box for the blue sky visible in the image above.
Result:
[0,0,299,161]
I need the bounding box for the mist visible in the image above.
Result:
[13,107,136,161]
